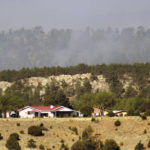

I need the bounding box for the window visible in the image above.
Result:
[27,111,33,115]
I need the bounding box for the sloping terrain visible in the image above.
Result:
[0,117,150,150]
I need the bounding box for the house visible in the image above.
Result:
[92,107,108,117]
[92,107,127,117]
[18,105,74,118]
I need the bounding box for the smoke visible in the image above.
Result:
[0,0,150,70]
[0,26,150,70]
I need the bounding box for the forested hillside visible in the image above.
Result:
[1,64,150,116]
[0,26,150,70]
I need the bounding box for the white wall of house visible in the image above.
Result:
[40,111,55,118]
[19,107,55,118]
[6,112,10,118]
[19,107,36,118]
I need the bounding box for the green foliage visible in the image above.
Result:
[95,92,116,109]
[10,133,20,140]
[144,129,147,134]
[60,142,69,150]
[83,78,92,93]
[140,114,147,120]
[6,135,21,150]
[91,117,96,122]
[28,126,44,136]
[16,123,20,126]
[27,139,36,148]
[134,141,145,150]
[20,130,24,134]
[124,85,138,98]
[103,139,120,150]
[114,120,121,127]
[90,73,98,81]
[0,93,24,115]
[69,126,78,135]
[43,90,70,107]
[82,125,93,140]
[80,104,93,117]
[71,139,96,150]
[82,130,89,140]
[39,144,45,150]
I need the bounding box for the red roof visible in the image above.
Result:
[31,106,62,111]
[18,106,65,112]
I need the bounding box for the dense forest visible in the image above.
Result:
[0,26,150,70]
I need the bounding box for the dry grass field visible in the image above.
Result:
[0,117,150,150]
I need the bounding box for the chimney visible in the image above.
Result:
[50,105,54,108]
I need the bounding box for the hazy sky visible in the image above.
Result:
[0,0,150,31]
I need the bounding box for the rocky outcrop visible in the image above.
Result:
[0,73,138,96]
[0,81,12,93]
[26,73,110,93]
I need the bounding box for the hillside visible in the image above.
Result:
[0,64,150,115]
[0,72,138,98]
[0,117,150,150]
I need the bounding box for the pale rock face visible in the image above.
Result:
[0,73,137,96]
[0,81,12,93]
[26,73,110,94]
[120,74,139,92]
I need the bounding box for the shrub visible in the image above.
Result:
[71,139,96,150]
[27,139,36,148]
[144,129,147,134]
[135,141,145,150]
[86,125,93,134]
[82,125,93,140]
[28,126,44,136]
[10,133,20,140]
[40,123,44,127]
[82,130,89,140]
[39,144,45,150]
[91,117,96,122]
[60,142,69,150]
[6,136,21,150]
[140,114,147,120]
[107,111,115,117]
[16,123,20,126]
[69,126,78,135]
[20,130,24,134]
[50,125,53,129]
[72,127,78,135]
[114,120,121,127]
[103,139,120,150]
[147,140,150,148]
[120,142,123,146]
[0,133,3,140]
[61,139,64,143]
